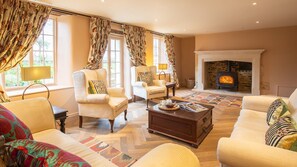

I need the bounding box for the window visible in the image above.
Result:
[102,35,124,88]
[2,18,56,89]
[153,35,168,72]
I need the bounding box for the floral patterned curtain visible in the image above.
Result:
[85,17,111,69]
[122,25,146,66]
[0,0,52,73]
[0,85,10,103]
[164,35,180,87]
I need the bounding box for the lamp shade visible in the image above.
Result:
[21,66,51,81]
[158,64,168,70]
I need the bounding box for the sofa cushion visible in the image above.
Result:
[109,97,128,111]
[147,86,166,95]
[267,98,291,126]
[4,139,91,167]
[265,116,297,151]
[0,105,33,143]
[32,129,116,167]
[132,143,200,167]
[138,72,154,86]
[88,80,107,94]
[235,109,268,132]
[231,126,266,144]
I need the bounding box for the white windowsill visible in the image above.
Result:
[6,85,74,97]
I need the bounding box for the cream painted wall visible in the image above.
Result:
[195,26,297,96]
[146,32,154,66]
[71,16,90,72]
[180,37,195,86]
[57,15,90,86]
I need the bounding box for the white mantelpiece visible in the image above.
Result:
[194,49,265,95]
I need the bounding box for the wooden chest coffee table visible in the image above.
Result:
[148,103,213,148]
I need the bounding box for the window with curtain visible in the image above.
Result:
[102,35,124,88]
[1,17,56,89]
[153,35,168,72]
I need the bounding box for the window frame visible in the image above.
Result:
[1,16,57,90]
[153,35,169,73]
[103,34,124,88]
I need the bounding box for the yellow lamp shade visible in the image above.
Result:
[21,66,51,81]
[158,64,168,70]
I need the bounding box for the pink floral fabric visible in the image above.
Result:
[5,139,91,167]
[0,105,33,143]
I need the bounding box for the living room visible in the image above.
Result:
[0,0,297,166]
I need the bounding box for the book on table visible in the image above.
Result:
[179,102,208,112]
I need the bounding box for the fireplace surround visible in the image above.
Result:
[194,50,265,95]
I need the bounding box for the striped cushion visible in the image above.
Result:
[266,98,291,125]
[265,116,297,151]
[88,80,107,94]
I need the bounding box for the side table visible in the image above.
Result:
[166,82,176,98]
[52,106,68,133]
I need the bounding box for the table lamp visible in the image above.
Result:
[21,66,51,100]
[158,63,168,80]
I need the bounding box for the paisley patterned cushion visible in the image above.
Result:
[4,139,91,167]
[0,105,33,143]
[138,72,154,86]
[88,80,107,94]
[265,116,297,152]
[267,98,291,126]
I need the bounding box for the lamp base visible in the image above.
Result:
[159,71,166,80]
[22,83,50,100]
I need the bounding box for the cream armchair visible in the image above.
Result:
[131,66,166,107]
[73,69,128,133]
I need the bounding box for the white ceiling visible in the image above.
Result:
[37,0,297,36]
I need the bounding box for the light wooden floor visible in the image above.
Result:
[65,88,240,167]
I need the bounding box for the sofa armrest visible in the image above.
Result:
[132,81,147,88]
[242,96,289,113]
[2,98,56,134]
[76,94,109,104]
[217,138,297,167]
[132,143,200,167]
[107,87,126,97]
[153,80,166,87]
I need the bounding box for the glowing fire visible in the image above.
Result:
[219,76,234,84]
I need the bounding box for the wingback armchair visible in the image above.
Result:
[73,69,128,133]
[131,66,166,107]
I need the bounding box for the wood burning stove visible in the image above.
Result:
[216,72,238,90]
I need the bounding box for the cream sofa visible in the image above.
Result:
[217,89,297,167]
[0,98,200,167]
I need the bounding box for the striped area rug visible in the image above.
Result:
[80,137,136,167]
[178,91,242,108]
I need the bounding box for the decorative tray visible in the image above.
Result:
[158,104,180,111]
